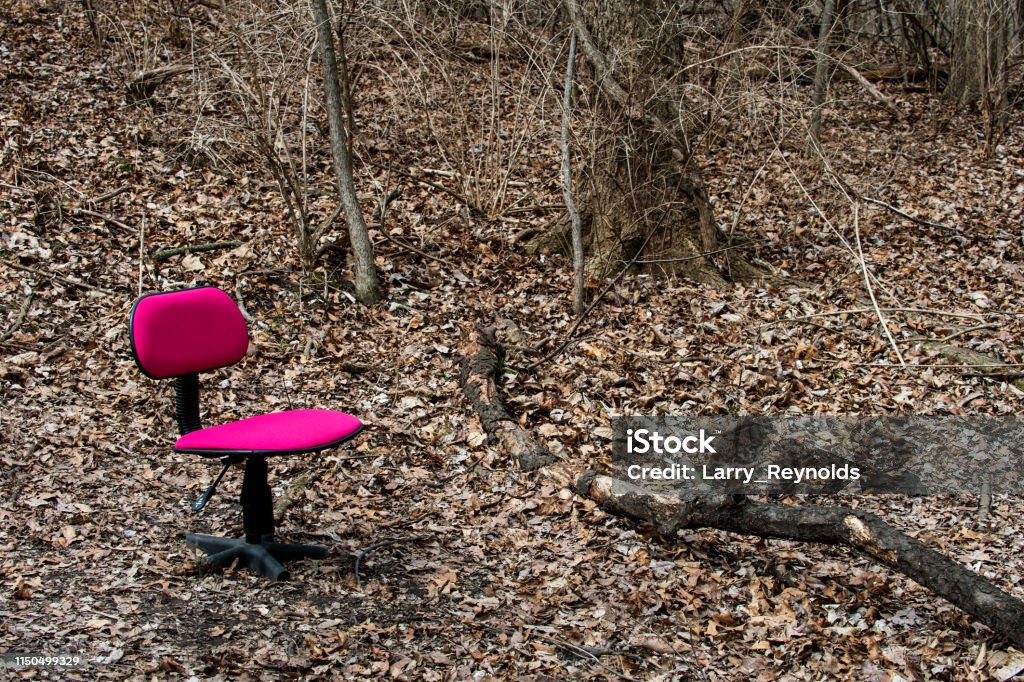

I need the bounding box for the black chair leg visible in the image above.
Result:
[186,534,242,555]
[184,456,326,581]
[187,533,328,581]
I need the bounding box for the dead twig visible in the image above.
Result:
[234,278,255,324]
[853,204,905,365]
[904,323,1002,344]
[765,306,989,326]
[853,361,1024,371]
[523,623,644,664]
[529,631,601,663]
[76,207,133,234]
[127,64,192,101]
[0,290,34,344]
[833,61,901,117]
[3,261,116,295]
[376,233,454,268]
[938,323,1001,342]
[860,195,962,234]
[379,191,450,266]
[500,204,564,216]
[152,241,242,262]
[373,182,455,268]
[354,536,426,589]
[377,508,438,529]
[632,238,771,264]
[91,186,130,204]
[364,160,478,213]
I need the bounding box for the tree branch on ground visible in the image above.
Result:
[458,324,556,471]
[126,64,191,102]
[578,472,1024,648]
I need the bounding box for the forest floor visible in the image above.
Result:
[2,2,1024,680]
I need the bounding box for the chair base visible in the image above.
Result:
[186,533,328,581]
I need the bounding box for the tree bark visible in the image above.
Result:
[551,0,774,286]
[579,472,1024,648]
[310,0,381,303]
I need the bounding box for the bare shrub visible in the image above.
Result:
[191,0,351,267]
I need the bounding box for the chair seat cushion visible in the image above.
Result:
[174,409,363,456]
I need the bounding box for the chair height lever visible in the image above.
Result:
[192,460,235,512]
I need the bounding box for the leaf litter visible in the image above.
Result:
[1,1,1024,680]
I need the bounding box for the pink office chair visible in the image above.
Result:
[129,286,363,580]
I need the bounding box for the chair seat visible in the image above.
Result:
[174,409,363,456]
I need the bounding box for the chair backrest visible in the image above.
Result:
[130,286,248,379]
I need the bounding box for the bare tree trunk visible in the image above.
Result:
[549,0,774,286]
[309,0,381,303]
[809,0,836,149]
[560,31,585,315]
[81,0,103,48]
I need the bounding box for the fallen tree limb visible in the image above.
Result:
[151,240,241,262]
[464,327,1024,646]
[126,64,191,102]
[839,63,937,83]
[833,62,901,117]
[745,63,937,86]
[91,186,130,204]
[578,472,1024,648]
[922,341,1024,389]
[459,324,556,471]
